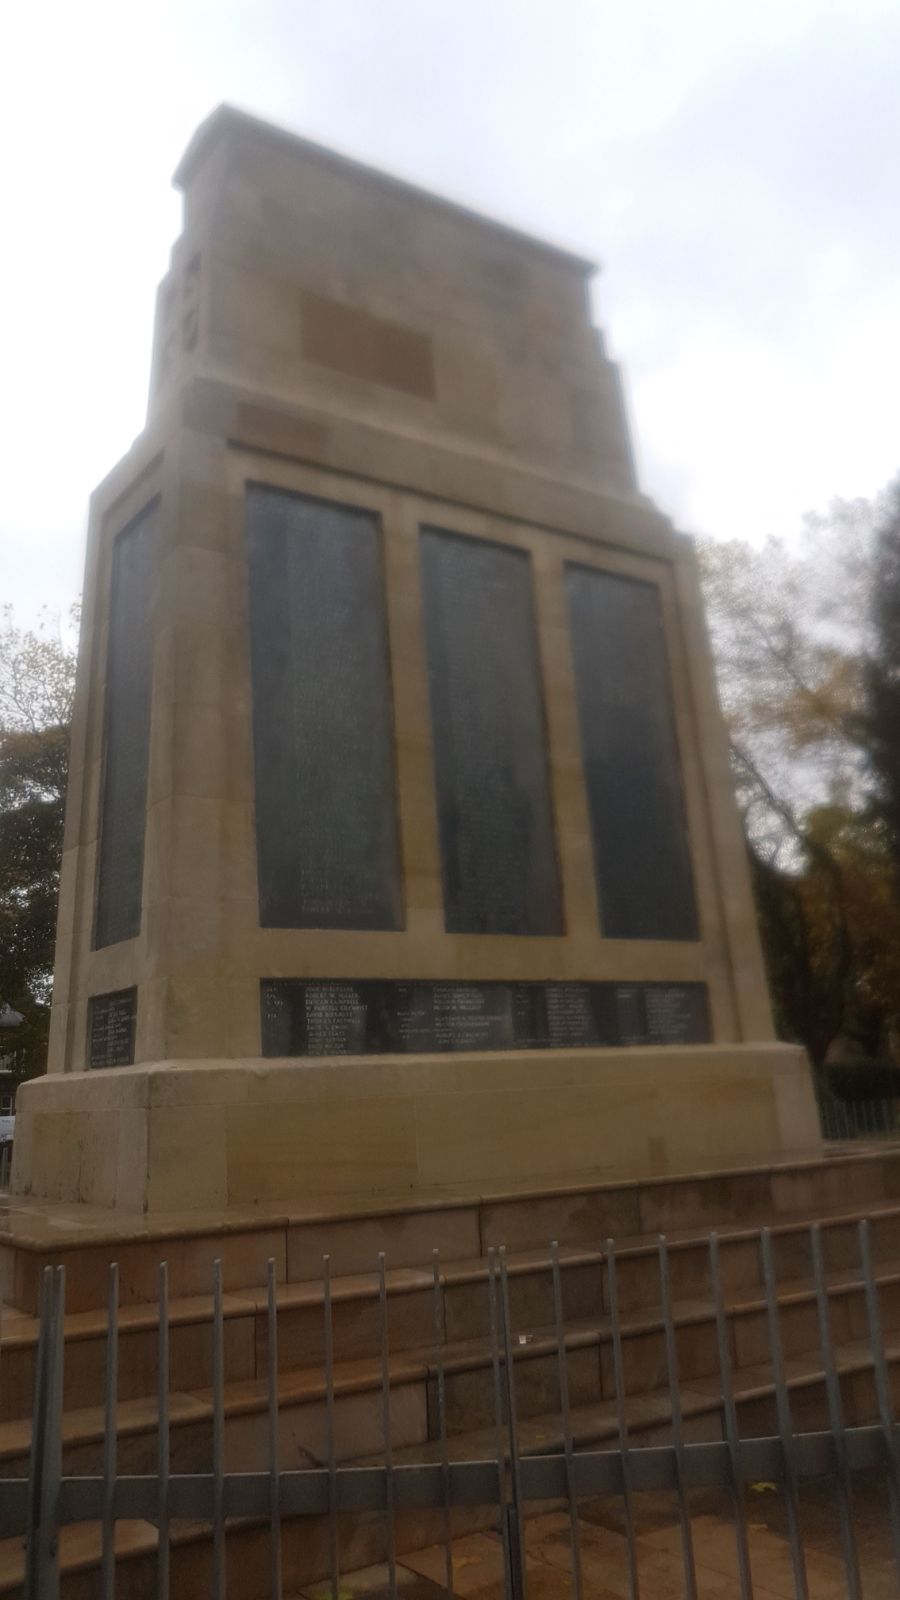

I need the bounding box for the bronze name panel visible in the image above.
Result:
[246,486,403,930]
[261,978,709,1056]
[420,528,562,935]
[565,564,698,941]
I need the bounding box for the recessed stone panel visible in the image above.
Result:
[300,291,436,399]
[246,486,403,929]
[564,564,698,941]
[261,978,709,1056]
[420,527,562,935]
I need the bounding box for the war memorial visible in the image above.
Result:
[9,106,900,1600]
[7,104,822,1213]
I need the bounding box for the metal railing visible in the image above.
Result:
[817,1094,897,1140]
[8,1220,900,1599]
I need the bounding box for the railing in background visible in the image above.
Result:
[817,1093,897,1140]
[8,1220,900,1600]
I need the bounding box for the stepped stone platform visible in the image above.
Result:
[1,1144,900,1596]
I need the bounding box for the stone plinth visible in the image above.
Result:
[13,1043,817,1212]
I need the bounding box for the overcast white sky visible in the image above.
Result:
[3,0,899,628]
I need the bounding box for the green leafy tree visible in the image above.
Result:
[0,607,77,1077]
[867,478,900,878]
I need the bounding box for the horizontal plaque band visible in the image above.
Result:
[261,978,710,1058]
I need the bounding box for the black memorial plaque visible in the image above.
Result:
[545,983,604,1049]
[432,983,516,1052]
[246,486,402,930]
[94,504,157,949]
[88,987,137,1068]
[615,985,647,1046]
[420,528,562,935]
[261,979,709,1056]
[643,983,709,1044]
[564,564,698,941]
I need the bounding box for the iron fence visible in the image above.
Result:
[7,1218,900,1599]
[817,1094,897,1140]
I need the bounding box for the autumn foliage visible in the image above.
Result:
[701,482,900,1075]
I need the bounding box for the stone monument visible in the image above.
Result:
[12,106,819,1210]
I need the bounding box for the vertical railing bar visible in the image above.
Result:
[378,1252,397,1600]
[487,1249,514,1600]
[157,1260,170,1600]
[266,1258,282,1600]
[101,1262,119,1600]
[657,1236,698,1600]
[604,1240,640,1600]
[35,1266,64,1600]
[23,1266,52,1600]
[498,1247,528,1600]
[708,1234,753,1600]
[858,1218,900,1580]
[212,1259,225,1600]
[322,1255,340,1600]
[760,1228,808,1600]
[550,1242,583,1600]
[810,1224,861,1600]
[431,1249,454,1596]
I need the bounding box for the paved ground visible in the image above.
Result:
[300,1474,899,1598]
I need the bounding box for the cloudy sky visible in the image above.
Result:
[3,0,899,627]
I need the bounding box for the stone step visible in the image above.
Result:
[2,1325,898,1600]
[0,1500,502,1600]
[383,1325,900,1463]
[0,1517,160,1600]
[5,1144,900,1314]
[3,1192,900,1428]
[2,1248,899,1480]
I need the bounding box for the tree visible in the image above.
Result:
[699,498,900,1069]
[867,478,900,879]
[0,607,77,1077]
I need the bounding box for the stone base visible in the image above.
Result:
[11,1043,820,1212]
